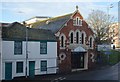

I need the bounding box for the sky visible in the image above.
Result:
[0,0,119,23]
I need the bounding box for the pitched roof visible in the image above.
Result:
[25,16,51,22]
[32,13,73,33]
[2,22,56,41]
[0,23,11,28]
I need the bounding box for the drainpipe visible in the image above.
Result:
[86,41,89,69]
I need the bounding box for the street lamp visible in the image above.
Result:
[107,4,113,17]
[23,21,28,78]
[106,4,114,65]
[107,4,114,44]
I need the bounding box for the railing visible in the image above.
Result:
[34,66,59,75]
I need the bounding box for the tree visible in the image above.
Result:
[87,10,116,44]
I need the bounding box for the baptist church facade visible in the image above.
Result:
[30,6,96,73]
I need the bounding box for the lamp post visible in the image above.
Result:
[23,21,28,78]
[106,4,114,65]
[0,25,2,80]
[107,4,113,44]
[17,11,29,78]
[26,26,28,78]
[107,4,113,16]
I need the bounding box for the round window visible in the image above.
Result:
[59,53,66,60]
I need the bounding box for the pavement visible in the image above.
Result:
[11,63,116,81]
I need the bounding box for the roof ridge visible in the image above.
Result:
[50,13,73,20]
[38,13,73,22]
[32,13,73,28]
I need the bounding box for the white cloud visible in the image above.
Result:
[14,8,35,15]
[1,1,118,23]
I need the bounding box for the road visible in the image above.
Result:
[64,62,120,80]
[51,62,120,81]
[12,62,120,82]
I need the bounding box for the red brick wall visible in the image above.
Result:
[58,49,71,73]
[57,11,96,73]
[87,49,96,69]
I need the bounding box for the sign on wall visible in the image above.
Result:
[97,44,111,51]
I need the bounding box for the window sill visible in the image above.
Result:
[40,53,47,55]
[16,72,23,74]
[73,25,82,26]
[89,47,94,49]
[14,54,22,55]
[60,47,65,49]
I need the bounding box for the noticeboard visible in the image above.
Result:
[97,44,111,51]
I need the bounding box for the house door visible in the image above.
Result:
[80,54,84,68]
[5,62,12,80]
[71,52,85,69]
[29,61,35,78]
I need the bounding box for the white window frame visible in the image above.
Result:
[16,61,23,73]
[40,42,47,54]
[69,30,75,44]
[59,33,66,49]
[89,36,94,49]
[75,30,80,44]
[81,31,86,45]
[14,41,22,55]
[73,17,82,26]
[41,60,47,72]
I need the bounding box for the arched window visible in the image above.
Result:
[76,18,79,25]
[81,33,84,44]
[76,32,79,44]
[70,32,74,43]
[59,33,66,49]
[73,17,82,26]
[89,37,92,48]
[61,36,64,47]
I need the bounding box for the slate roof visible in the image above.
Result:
[32,13,73,33]
[2,22,56,41]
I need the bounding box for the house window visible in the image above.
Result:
[89,37,92,48]
[59,33,66,49]
[14,41,22,55]
[70,32,74,43]
[81,33,84,44]
[73,17,82,26]
[76,18,79,25]
[16,62,23,73]
[41,61,47,71]
[40,42,47,54]
[61,36,64,47]
[73,19,76,25]
[76,32,79,44]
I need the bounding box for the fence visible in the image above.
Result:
[34,66,58,75]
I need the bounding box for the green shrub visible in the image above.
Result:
[100,50,120,65]
[109,50,120,65]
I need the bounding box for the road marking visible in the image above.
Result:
[60,77,66,80]
[51,77,66,82]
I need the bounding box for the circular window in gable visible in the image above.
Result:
[59,52,66,61]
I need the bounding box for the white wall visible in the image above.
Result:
[25,17,49,25]
[2,41,57,80]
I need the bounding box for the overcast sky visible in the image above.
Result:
[0,0,119,23]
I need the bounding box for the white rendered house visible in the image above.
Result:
[1,22,57,80]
